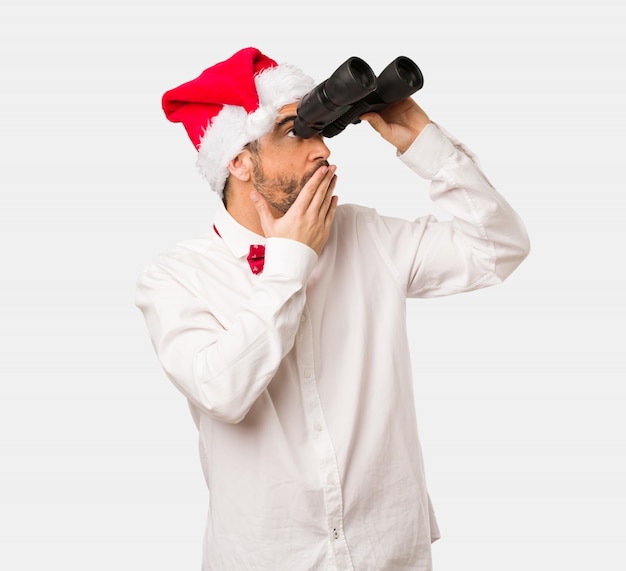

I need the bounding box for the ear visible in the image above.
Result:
[227,150,253,182]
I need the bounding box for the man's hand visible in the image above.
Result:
[250,165,338,255]
[361,98,431,154]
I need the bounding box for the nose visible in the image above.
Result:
[308,134,331,162]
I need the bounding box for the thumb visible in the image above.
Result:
[360,112,389,138]
[250,191,275,233]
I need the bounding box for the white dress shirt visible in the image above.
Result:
[135,123,530,570]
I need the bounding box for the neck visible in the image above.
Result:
[225,185,265,237]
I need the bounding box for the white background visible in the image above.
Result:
[1,1,624,569]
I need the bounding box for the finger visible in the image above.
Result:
[250,191,275,233]
[289,165,329,213]
[309,165,336,213]
[324,194,339,227]
[317,172,337,216]
[361,113,390,138]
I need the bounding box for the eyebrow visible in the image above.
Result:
[275,115,297,129]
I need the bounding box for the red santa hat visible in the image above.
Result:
[162,47,315,197]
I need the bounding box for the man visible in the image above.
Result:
[135,47,530,570]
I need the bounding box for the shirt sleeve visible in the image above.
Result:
[369,122,530,297]
[135,237,317,423]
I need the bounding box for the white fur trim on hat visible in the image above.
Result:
[196,63,316,197]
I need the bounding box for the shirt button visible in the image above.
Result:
[327,475,336,485]
[332,528,340,539]
[304,368,311,379]
[313,422,322,432]
[300,314,306,323]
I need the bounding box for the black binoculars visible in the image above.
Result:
[293,56,424,139]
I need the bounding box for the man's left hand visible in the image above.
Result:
[360,98,431,154]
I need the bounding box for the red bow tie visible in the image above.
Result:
[247,244,265,274]
[214,225,265,274]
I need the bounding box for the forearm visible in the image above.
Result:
[397,123,530,294]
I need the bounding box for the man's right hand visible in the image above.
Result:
[250,165,338,255]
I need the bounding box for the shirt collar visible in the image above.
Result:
[213,200,266,259]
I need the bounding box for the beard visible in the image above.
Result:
[251,158,329,214]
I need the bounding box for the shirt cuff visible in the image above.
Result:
[262,237,318,283]
[398,122,456,179]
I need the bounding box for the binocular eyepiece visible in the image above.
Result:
[293,56,424,139]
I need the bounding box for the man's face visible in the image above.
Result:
[249,102,331,214]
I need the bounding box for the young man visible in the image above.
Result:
[136,47,530,570]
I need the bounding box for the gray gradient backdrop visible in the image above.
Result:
[2,1,624,569]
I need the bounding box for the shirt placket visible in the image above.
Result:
[296,305,354,570]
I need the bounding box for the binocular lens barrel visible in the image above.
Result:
[396,57,423,89]
[323,57,377,104]
[373,56,424,105]
[294,57,377,138]
[294,55,424,139]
